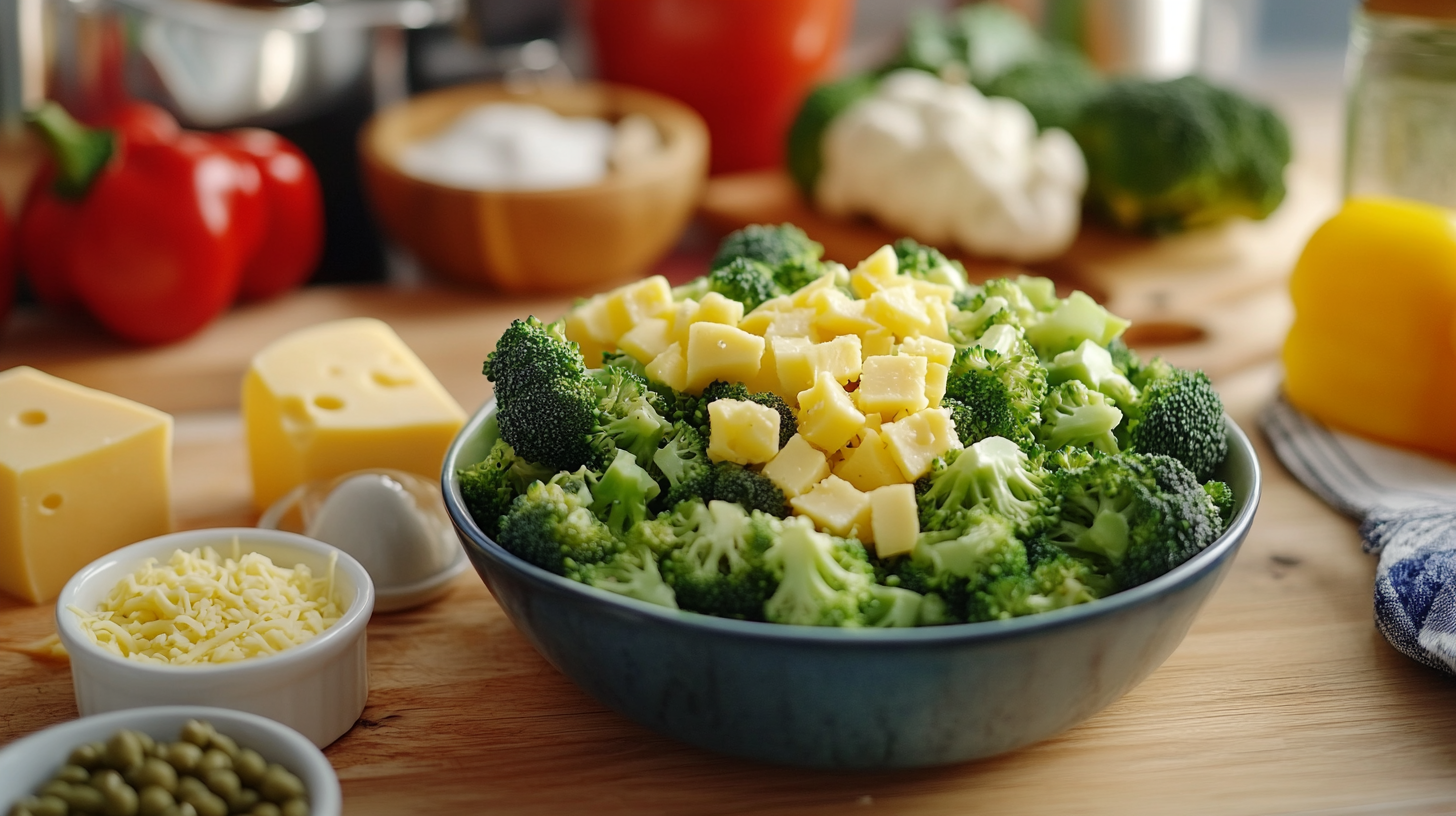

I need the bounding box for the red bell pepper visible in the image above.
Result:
[90,100,182,145]
[0,201,13,332]
[208,129,324,300]
[26,103,266,344]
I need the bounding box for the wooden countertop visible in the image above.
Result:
[4,107,1456,815]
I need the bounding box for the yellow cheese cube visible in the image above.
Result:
[738,310,776,336]
[881,408,962,481]
[243,318,467,511]
[898,336,956,367]
[762,434,830,498]
[797,372,866,453]
[685,322,765,393]
[870,484,919,558]
[810,289,881,338]
[926,362,949,409]
[866,287,931,338]
[646,342,689,392]
[617,318,673,365]
[669,298,701,347]
[565,295,616,363]
[790,475,872,539]
[857,355,929,415]
[789,271,839,307]
[861,326,895,358]
[864,412,883,433]
[773,336,816,399]
[707,399,782,465]
[923,297,951,342]
[833,428,906,492]
[0,368,173,604]
[604,276,673,332]
[765,309,816,340]
[910,279,957,304]
[743,337,784,396]
[808,335,863,386]
[693,292,746,327]
[848,245,901,299]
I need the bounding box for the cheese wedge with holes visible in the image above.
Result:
[0,367,173,604]
[244,318,466,510]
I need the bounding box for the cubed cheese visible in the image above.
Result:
[646,342,689,392]
[788,271,839,307]
[807,334,863,386]
[861,326,895,358]
[870,484,919,558]
[693,292,746,327]
[738,309,776,336]
[243,318,467,511]
[669,298,701,347]
[866,287,931,338]
[925,362,949,408]
[762,434,831,498]
[790,475,873,539]
[604,276,673,332]
[848,245,901,299]
[565,295,616,363]
[923,297,951,341]
[0,368,173,604]
[685,322,765,393]
[810,289,881,338]
[833,428,906,492]
[707,399,781,465]
[857,355,929,416]
[880,408,962,481]
[910,279,957,304]
[898,336,956,368]
[797,372,866,453]
[773,336,816,399]
[764,309,816,340]
[617,318,673,364]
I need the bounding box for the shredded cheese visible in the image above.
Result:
[71,546,344,665]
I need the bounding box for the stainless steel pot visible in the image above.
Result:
[47,0,460,129]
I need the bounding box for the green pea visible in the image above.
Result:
[136,786,175,816]
[101,783,139,816]
[165,742,202,774]
[175,777,209,802]
[196,749,232,775]
[205,733,238,760]
[249,805,281,816]
[131,758,178,793]
[70,742,106,770]
[7,797,39,816]
[202,769,239,801]
[175,803,198,816]
[63,783,107,814]
[106,731,145,773]
[29,797,67,816]
[133,732,157,756]
[37,781,69,800]
[179,721,213,748]
[279,799,308,816]
[233,750,267,787]
[258,766,305,803]
[58,764,91,784]
[226,788,259,814]
[91,769,126,792]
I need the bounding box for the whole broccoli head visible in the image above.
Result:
[1044,452,1227,590]
[1123,360,1227,481]
[980,46,1105,132]
[711,223,825,272]
[658,500,779,620]
[458,438,555,538]
[496,477,621,575]
[1038,380,1124,455]
[710,462,789,518]
[786,76,880,196]
[917,436,1050,533]
[483,317,598,472]
[1072,75,1292,234]
[708,257,782,312]
[568,542,678,609]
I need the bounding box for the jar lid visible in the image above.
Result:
[1365,0,1456,20]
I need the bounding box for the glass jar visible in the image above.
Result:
[1345,0,1456,208]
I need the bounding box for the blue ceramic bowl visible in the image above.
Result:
[442,403,1261,769]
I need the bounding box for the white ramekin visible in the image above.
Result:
[0,706,341,815]
[55,528,374,748]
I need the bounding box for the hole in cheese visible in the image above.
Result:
[18,409,46,426]
[313,395,345,411]
[371,371,415,388]
[40,493,62,513]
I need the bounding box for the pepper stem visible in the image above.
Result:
[27,102,115,200]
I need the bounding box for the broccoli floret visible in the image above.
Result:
[708,257,782,312]
[589,448,661,537]
[1043,453,1226,590]
[458,438,555,538]
[970,546,1115,621]
[1205,480,1236,524]
[747,391,798,449]
[878,556,970,623]
[771,257,828,295]
[711,223,825,271]
[1072,75,1292,234]
[1045,339,1138,406]
[600,350,649,380]
[762,519,879,627]
[483,317,599,472]
[1123,361,1227,480]
[497,478,621,575]
[1038,381,1124,455]
[588,366,672,469]
[658,500,779,620]
[980,46,1105,132]
[568,542,678,609]
[1023,291,1131,360]
[710,462,789,518]
[913,508,1026,579]
[1107,337,1141,379]
[651,421,715,510]
[917,436,1049,533]
[944,333,1048,446]
[892,237,970,291]
[786,76,880,196]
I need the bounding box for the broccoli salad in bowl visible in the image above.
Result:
[458,224,1232,628]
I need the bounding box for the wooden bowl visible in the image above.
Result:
[360,82,709,293]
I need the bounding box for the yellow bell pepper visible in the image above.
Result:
[1284,197,1456,459]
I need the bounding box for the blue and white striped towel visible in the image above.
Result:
[1262,395,1456,675]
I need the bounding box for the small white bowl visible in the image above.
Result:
[0,706,342,816]
[56,528,374,748]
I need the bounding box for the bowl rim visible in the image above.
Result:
[55,528,376,677]
[443,399,1262,646]
[0,705,341,815]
